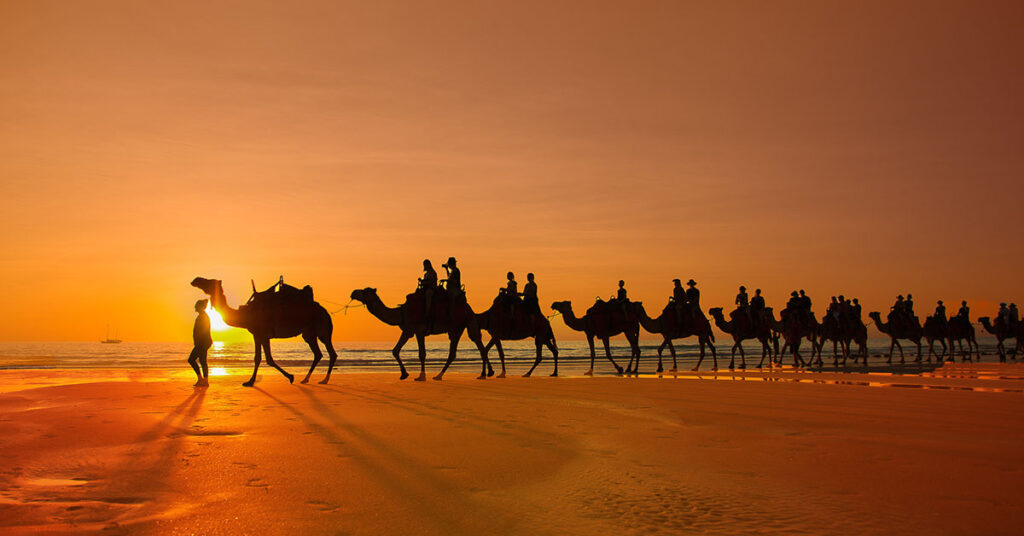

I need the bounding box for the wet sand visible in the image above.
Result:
[1,365,1022,535]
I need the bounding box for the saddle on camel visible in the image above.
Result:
[403,282,470,329]
[586,298,637,333]
[245,278,317,337]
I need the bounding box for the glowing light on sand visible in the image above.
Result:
[209,367,229,376]
[206,305,231,331]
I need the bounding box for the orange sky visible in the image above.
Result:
[1,1,1022,342]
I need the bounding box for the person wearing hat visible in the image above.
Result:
[1010,303,1019,327]
[851,298,862,324]
[419,259,438,325]
[798,290,812,323]
[188,299,212,387]
[786,291,801,315]
[685,279,700,313]
[442,257,464,323]
[905,294,915,319]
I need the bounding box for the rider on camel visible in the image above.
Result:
[442,257,463,320]
[934,300,947,325]
[613,280,629,321]
[750,289,766,327]
[997,303,1009,328]
[905,294,915,320]
[685,279,700,316]
[851,298,862,324]
[420,259,438,324]
[671,279,686,324]
[521,273,539,325]
[798,290,812,324]
[957,300,970,322]
[1010,303,1020,327]
[735,286,750,326]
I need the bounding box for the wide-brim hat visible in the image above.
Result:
[447,257,457,264]
[672,278,681,283]
[687,279,696,286]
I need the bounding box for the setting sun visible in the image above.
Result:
[205,305,231,332]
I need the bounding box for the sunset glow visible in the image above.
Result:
[206,306,231,332]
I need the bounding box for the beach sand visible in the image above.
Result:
[1,365,1022,535]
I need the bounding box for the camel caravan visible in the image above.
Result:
[190,261,1020,386]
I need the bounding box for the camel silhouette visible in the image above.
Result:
[978,317,1018,361]
[190,277,337,386]
[947,315,980,362]
[550,301,635,375]
[707,307,777,370]
[922,316,949,363]
[631,301,716,373]
[476,297,559,378]
[868,311,923,364]
[769,310,818,368]
[814,314,852,366]
[350,287,490,381]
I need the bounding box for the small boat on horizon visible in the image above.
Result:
[101,325,122,344]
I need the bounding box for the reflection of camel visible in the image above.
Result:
[922,316,948,362]
[477,299,559,378]
[631,302,716,373]
[191,277,337,386]
[550,301,634,375]
[350,288,490,381]
[707,307,776,370]
[979,317,1017,361]
[868,311,922,364]
[947,316,980,362]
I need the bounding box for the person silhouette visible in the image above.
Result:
[905,293,915,319]
[685,279,700,315]
[798,290,812,323]
[420,259,438,324]
[442,257,463,321]
[521,273,539,325]
[851,298,862,323]
[750,288,765,327]
[614,280,629,320]
[504,272,519,319]
[934,300,947,322]
[735,286,750,326]
[672,279,686,323]
[188,299,212,387]
[958,300,970,321]
[1010,303,1020,327]
[997,302,1009,327]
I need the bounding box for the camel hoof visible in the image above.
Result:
[550,372,559,377]
[690,367,699,372]
[583,370,594,376]
[476,374,487,380]
[522,373,532,378]
[415,374,426,382]
[300,378,310,385]
[318,379,330,385]
[711,367,718,372]
[739,364,746,370]
[487,370,495,378]
[242,381,254,387]
[433,374,445,381]
[286,374,295,384]
[616,367,624,374]
[399,371,409,380]
[496,372,506,379]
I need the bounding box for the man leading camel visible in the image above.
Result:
[188,299,212,387]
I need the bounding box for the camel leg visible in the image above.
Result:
[391,332,412,380]
[727,342,736,370]
[667,339,678,373]
[585,335,597,376]
[243,340,262,387]
[434,329,466,381]
[628,331,641,374]
[656,340,667,373]
[738,343,746,370]
[545,332,559,377]
[893,340,905,365]
[757,338,768,369]
[414,333,427,381]
[693,341,707,371]
[319,336,339,384]
[524,339,543,378]
[263,341,294,384]
[602,337,624,374]
[494,340,507,378]
[300,332,323,384]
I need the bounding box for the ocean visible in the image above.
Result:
[0,335,1009,376]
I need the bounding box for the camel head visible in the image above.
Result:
[629,301,646,315]
[707,307,724,319]
[350,287,378,304]
[190,277,222,296]
[550,301,572,314]
[868,311,882,320]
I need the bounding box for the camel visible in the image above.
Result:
[849,320,870,365]
[947,315,980,362]
[550,301,636,375]
[631,302,716,373]
[769,309,818,368]
[978,317,1017,362]
[477,298,559,377]
[922,316,949,363]
[350,287,490,381]
[868,311,923,364]
[707,307,776,370]
[191,277,337,387]
[814,314,851,366]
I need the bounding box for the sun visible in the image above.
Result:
[205,305,232,331]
